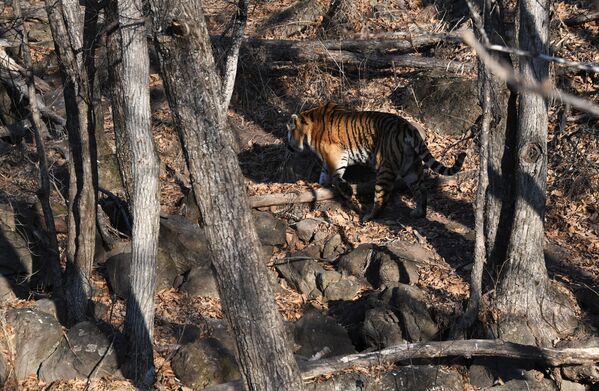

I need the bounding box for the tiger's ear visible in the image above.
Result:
[291,114,298,120]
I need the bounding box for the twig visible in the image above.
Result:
[461,30,599,117]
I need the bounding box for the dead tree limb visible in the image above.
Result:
[240,37,474,73]
[205,339,599,391]
[462,30,599,117]
[248,171,474,209]
[563,10,599,26]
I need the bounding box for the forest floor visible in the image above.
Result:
[0,0,597,390]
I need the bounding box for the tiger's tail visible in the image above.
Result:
[410,134,466,176]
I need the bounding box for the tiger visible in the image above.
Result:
[286,102,466,221]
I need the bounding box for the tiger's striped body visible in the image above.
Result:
[286,103,466,220]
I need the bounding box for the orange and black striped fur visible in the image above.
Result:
[286,103,466,220]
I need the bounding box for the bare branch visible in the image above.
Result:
[221,0,248,111]
[462,30,599,117]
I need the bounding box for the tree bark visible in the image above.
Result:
[220,0,248,111]
[45,0,98,323]
[105,0,134,202]
[494,0,577,345]
[114,0,160,385]
[145,1,304,390]
[13,0,63,294]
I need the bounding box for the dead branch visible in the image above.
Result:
[220,0,248,111]
[248,171,473,209]
[208,35,474,73]
[462,30,599,117]
[204,339,599,391]
[563,10,599,26]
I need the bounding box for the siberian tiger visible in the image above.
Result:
[286,103,466,221]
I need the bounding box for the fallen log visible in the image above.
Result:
[248,170,475,209]
[204,339,599,391]
[564,10,599,26]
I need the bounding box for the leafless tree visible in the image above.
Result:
[45,0,99,323]
[144,0,305,389]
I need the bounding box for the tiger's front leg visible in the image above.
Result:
[323,154,352,200]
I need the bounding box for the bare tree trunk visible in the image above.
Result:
[45,0,98,323]
[220,0,248,111]
[494,0,577,345]
[113,0,161,386]
[145,1,304,389]
[13,0,62,294]
[105,0,134,202]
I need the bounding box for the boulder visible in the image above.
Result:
[171,337,240,389]
[39,321,122,382]
[361,307,405,349]
[179,265,220,298]
[295,218,321,243]
[322,234,345,260]
[323,278,362,301]
[294,308,355,359]
[105,249,178,298]
[338,244,376,278]
[304,364,464,391]
[481,378,557,391]
[391,284,439,342]
[6,308,63,380]
[316,270,342,292]
[394,75,481,136]
[252,210,287,246]
[159,215,211,274]
[275,253,325,295]
[372,251,400,288]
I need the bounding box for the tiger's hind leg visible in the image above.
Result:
[401,162,427,218]
[364,164,394,222]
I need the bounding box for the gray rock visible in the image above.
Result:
[469,359,495,389]
[0,351,8,386]
[481,379,557,391]
[180,266,220,298]
[39,321,121,382]
[171,337,240,390]
[558,380,586,391]
[375,252,400,288]
[323,278,362,301]
[392,284,438,342]
[159,215,211,274]
[395,75,481,136]
[34,298,60,319]
[361,307,405,349]
[305,365,464,391]
[295,219,321,242]
[6,308,63,380]
[105,249,178,298]
[398,259,420,284]
[322,234,345,260]
[275,254,325,295]
[338,244,376,278]
[294,308,355,359]
[316,270,342,292]
[252,211,287,246]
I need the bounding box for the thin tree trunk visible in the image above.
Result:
[145,1,304,389]
[494,0,577,345]
[13,0,62,294]
[105,0,134,202]
[220,0,248,111]
[45,0,98,323]
[116,0,160,386]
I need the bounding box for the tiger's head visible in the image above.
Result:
[286,113,310,153]
[286,103,337,152]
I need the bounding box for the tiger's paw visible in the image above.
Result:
[335,181,353,200]
[410,208,426,218]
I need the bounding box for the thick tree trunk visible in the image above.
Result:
[114,0,160,385]
[494,0,577,345]
[14,0,62,293]
[145,1,304,389]
[45,0,98,323]
[105,0,134,202]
